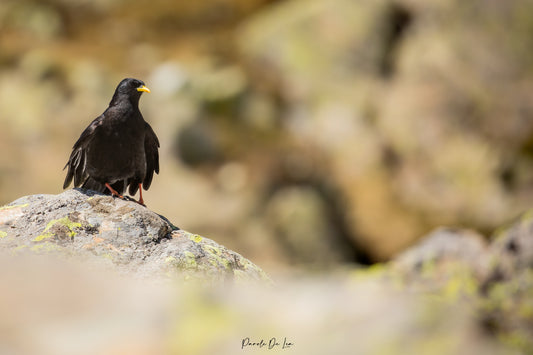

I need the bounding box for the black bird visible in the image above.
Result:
[63,78,159,205]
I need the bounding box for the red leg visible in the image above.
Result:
[105,183,124,199]
[137,183,145,206]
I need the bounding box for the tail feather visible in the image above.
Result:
[81,177,108,194]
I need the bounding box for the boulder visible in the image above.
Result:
[393,227,492,282]
[0,189,269,284]
[490,210,533,279]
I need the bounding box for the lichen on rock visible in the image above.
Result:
[0,189,270,284]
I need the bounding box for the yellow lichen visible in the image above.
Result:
[42,216,82,238]
[0,203,28,210]
[165,256,177,264]
[188,234,203,243]
[183,251,198,268]
[167,252,199,271]
[203,244,230,269]
[33,233,54,242]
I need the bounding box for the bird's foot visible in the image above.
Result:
[105,183,146,207]
[122,196,145,206]
[105,183,124,199]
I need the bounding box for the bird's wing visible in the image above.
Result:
[63,115,104,189]
[142,121,160,190]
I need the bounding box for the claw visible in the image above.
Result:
[105,182,146,206]
[105,183,124,199]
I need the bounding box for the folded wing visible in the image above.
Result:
[63,116,104,189]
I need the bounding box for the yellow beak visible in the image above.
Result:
[137,85,151,93]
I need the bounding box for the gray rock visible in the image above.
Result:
[393,227,492,282]
[489,210,533,279]
[0,189,269,284]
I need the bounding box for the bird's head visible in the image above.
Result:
[118,78,150,95]
[111,78,150,106]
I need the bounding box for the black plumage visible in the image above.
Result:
[63,78,159,205]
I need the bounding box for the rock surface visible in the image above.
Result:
[390,220,533,354]
[0,189,269,283]
[1,190,533,354]
[393,227,492,282]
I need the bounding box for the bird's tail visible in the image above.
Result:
[81,177,108,194]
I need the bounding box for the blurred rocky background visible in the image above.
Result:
[3,0,533,353]
[2,0,533,273]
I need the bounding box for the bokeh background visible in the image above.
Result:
[2,0,533,273]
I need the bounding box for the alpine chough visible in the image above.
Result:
[63,78,159,205]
